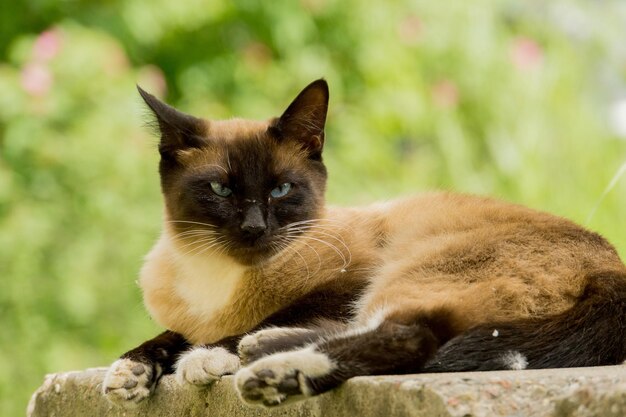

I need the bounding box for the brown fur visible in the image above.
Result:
[143,190,625,344]
[136,80,626,347]
[104,80,626,408]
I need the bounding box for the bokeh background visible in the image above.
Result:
[2,0,626,414]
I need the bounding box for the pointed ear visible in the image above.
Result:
[273,79,329,158]
[137,86,207,159]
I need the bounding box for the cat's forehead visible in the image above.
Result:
[179,119,306,175]
[206,118,270,140]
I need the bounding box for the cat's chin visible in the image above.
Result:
[227,245,280,267]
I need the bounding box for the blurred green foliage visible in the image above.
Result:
[2,0,626,415]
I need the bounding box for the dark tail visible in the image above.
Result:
[424,271,626,372]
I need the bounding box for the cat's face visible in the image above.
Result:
[139,80,329,265]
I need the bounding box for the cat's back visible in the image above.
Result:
[373,191,557,232]
[340,191,623,277]
[346,191,624,326]
[364,191,608,245]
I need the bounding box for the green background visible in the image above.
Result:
[2,0,626,415]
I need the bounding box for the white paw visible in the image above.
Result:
[175,347,240,386]
[238,327,312,364]
[103,359,157,408]
[238,327,308,353]
[235,346,333,407]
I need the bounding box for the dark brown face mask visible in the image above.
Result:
[138,79,330,265]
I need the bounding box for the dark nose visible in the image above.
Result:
[240,205,267,237]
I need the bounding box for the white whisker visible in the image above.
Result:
[282,227,352,268]
[275,235,318,262]
[167,220,218,228]
[174,230,218,239]
[279,218,352,232]
[302,235,348,269]
[175,236,217,252]
[280,231,350,270]
[273,237,312,283]
[180,236,228,258]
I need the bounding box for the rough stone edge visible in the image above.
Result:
[28,366,626,417]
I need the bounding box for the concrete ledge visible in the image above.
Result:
[28,366,626,417]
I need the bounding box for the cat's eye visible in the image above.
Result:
[210,182,232,197]
[270,183,292,198]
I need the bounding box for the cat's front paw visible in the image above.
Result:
[238,327,310,365]
[175,347,240,386]
[235,346,333,407]
[103,358,158,408]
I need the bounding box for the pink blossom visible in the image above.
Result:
[33,29,62,62]
[137,65,168,97]
[431,79,459,109]
[242,42,272,69]
[300,0,327,14]
[21,63,53,96]
[510,37,543,71]
[103,44,130,76]
[398,15,423,44]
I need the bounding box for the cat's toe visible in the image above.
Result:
[238,327,313,365]
[238,332,266,362]
[235,346,333,407]
[236,366,304,407]
[103,359,157,408]
[238,329,284,364]
[175,347,240,386]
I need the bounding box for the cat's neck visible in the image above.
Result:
[139,224,249,340]
[164,223,249,283]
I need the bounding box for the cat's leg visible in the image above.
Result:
[424,271,626,371]
[103,330,190,407]
[238,323,341,365]
[175,326,329,387]
[235,313,451,407]
[238,327,320,365]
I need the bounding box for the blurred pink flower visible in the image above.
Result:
[510,37,543,71]
[21,63,53,96]
[103,44,130,76]
[431,79,459,109]
[33,29,62,62]
[300,0,327,14]
[242,41,272,69]
[398,15,423,44]
[137,65,168,97]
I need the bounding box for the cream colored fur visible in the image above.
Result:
[175,346,240,385]
[235,345,334,405]
[140,225,248,344]
[103,358,158,407]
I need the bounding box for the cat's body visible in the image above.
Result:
[144,192,620,345]
[103,80,626,408]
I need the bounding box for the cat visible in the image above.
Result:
[102,79,626,408]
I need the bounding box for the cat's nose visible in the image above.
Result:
[240,205,267,237]
[241,221,267,236]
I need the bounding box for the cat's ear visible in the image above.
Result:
[137,86,207,159]
[273,79,329,158]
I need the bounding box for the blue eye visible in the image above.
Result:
[210,182,232,197]
[270,183,292,198]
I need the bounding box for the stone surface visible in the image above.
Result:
[28,366,626,417]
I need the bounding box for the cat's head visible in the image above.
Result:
[139,79,329,266]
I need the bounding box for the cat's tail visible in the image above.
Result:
[423,270,626,372]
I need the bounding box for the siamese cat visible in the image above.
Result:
[103,79,626,408]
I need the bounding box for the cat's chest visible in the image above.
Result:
[172,252,247,320]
